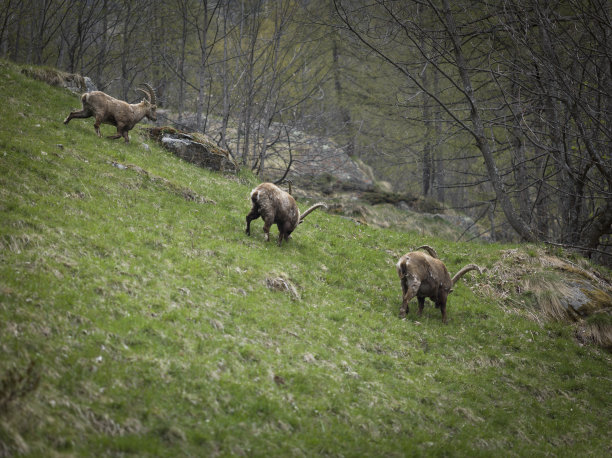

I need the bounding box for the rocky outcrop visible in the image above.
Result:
[265,130,374,192]
[283,139,374,192]
[21,67,96,93]
[146,127,238,173]
[156,114,374,191]
[161,136,238,173]
[66,75,96,93]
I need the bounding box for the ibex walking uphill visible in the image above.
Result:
[246,183,326,246]
[64,84,157,143]
[396,245,481,323]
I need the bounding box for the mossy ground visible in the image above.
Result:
[1,61,610,456]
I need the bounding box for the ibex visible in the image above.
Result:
[396,245,481,323]
[246,182,326,246]
[64,83,157,143]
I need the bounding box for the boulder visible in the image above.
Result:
[62,75,97,93]
[285,141,374,192]
[151,129,238,173]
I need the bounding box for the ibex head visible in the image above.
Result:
[137,83,157,122]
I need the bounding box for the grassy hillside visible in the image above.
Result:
[1,61,610,456]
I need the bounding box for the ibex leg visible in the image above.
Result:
[399,277,410,318]
[417,297,425,317]
[262,222,272,242]
[245,208,260,235]
[437,291,449,324]
[400,290,416,318]
[399,280,420,319]
[63,109,91,124]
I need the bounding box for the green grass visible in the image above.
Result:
[1,60,611,456]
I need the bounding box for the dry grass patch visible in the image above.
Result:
[479,247,612,348]
[20,66,87,92]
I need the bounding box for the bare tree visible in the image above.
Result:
[333,0,611,254]
[31,0,71,65]
[0,0,15,58]
[58,0,106,74]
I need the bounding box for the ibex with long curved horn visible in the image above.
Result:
[246,182,326,246]
[64,83,157,143]
[396,245,481,323]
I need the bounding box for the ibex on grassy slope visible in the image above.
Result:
[246,182,326,246]
[64,84,157,143]
[396,245,481,323]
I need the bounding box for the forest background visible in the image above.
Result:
[1,0,610,262]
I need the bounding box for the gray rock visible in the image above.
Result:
[560,281,611,318]
[161,134,238,173]
[83,76,97,93]
[62,74,97,94]
[560,283,591,316]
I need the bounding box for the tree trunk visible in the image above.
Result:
[258,0,284,179]
[220,0,230,151]
[581,199,612,254]
[442,0,537,242]
[433,62,444,203]
[241,9,257,167]
[94,0,108,88]
[177,1,187,123]
[332,39,354,156]
[9,1,24,62]
[120,2,131,100]
[421,80,432,196]
[196,0,208,132]
[0,0,14,58]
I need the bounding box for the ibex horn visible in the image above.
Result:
[136,88,150,103]
[141,83,156,105]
